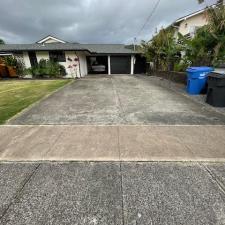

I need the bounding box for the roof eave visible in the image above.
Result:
[3,48,92,53]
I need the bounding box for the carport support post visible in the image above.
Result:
[131,55,135,75]
[108,55,111,75]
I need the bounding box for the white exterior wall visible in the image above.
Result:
[75,51,88,77]
[59,51,81,78]
[23,51,31,68]
[22,51,50,68]
[44,39,60,44]
[108,55,111,75]
[131,55,135,75]
[178,13,208,36]
[36,51,49,62]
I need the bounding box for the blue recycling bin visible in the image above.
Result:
[186,67,214,95]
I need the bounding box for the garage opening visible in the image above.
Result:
[87,56,108,74]
[111,56,131,74]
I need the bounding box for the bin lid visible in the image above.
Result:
[208,72,225,79]
[186,67,214,72]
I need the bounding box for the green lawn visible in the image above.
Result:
[0,80,72,124]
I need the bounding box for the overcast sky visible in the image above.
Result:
[0,0,216,44]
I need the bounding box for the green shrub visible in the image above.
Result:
[174,59,191,72]
[28,59,67,78]
[3,56,18,66]
[59,65,67,76]
[3,56,25,76]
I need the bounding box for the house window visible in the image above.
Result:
[49,51,66,62]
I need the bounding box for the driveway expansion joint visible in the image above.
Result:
[110,77,127,124]
[119,162,125,225]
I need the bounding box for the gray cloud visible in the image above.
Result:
[0,0,216,44]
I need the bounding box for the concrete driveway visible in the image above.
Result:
[8,75,225,125]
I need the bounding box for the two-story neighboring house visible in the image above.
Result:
[173,4,225,73]
[174,7,210,38]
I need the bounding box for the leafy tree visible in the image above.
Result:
[185,27,216,66]
[187,3,225,66]
[206,3,225,65]
[141,27,183,71]
[0,38,4,44]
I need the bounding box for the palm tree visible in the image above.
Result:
[206,3,225,63]
[0,38,4,44]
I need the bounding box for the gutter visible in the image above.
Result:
[0,53,13,56]
[0,48,93,54]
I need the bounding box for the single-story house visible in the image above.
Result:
[0,35,146,78]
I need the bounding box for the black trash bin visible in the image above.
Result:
[206,72,225,107]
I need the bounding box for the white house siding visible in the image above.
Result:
[36,51,49,62]
[23,51,31,68]
[131,55,135,75]
[60,51,81,78]
[43,39,60,44]
[178,13,208,36]
[76,51,88,77]
[108,55,111,75]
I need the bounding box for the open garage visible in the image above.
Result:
[86,56,108,74]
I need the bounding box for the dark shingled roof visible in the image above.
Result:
[81,44,136,54]
[0,43,136,54]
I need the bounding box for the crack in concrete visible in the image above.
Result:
[199,163,225,197]
[117,125,125,225]
[0,164,41,222]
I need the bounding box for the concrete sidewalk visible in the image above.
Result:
[1,162,225,225]
[1,125,225,162]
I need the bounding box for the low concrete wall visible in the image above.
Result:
[153,71,187,85]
